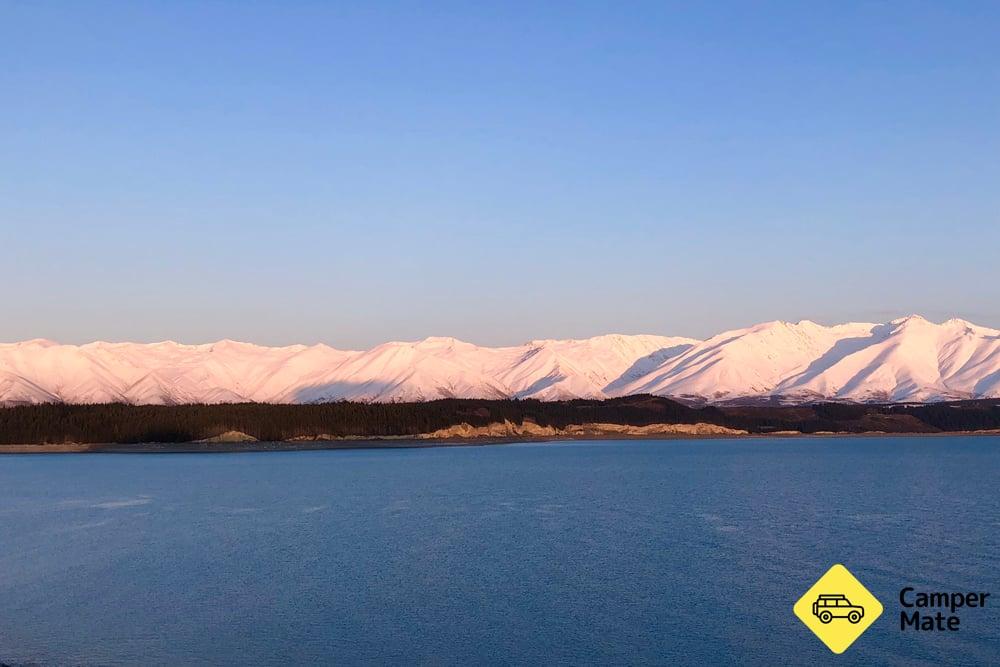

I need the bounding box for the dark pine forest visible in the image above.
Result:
[1,396,999,445]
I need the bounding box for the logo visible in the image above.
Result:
[794,564,883,653]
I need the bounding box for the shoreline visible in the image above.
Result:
[4,397,998,453]
[3,428,999,454]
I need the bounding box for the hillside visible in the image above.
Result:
[2,316,999,406]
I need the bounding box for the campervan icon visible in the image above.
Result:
[812,594,865,624]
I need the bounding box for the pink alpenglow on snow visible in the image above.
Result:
[1,317,999,406]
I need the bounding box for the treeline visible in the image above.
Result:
[1,396,999,444]
[0,396,707,444]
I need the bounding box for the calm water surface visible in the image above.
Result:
[1,437,998,666]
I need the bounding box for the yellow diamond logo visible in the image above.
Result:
[793,564,883,654]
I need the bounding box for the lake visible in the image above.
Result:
[1,437,998,665]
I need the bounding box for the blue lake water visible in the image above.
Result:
[1,437,998,665]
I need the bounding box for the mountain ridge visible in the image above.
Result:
[2,316,999,406]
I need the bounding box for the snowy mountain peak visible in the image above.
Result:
[414,336,471,348]
[890,314,935,329]
[2,316,998,406]
[7,338,60,348]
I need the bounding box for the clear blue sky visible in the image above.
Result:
[3,2,998,347]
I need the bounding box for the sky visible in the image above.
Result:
[2,2,998,348]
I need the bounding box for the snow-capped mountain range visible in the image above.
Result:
[2,316,999,406]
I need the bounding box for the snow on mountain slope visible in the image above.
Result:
[615,319,878,402]
[0,370,59,405]
[500,334,696,400]
[286,337,514,403]
[614,315,1000,404]
[773,316,1000,402]
[1,317,998,405]
[0,333,695,405]
[283,334,695,403]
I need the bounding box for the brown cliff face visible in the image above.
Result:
[419,420,748,439]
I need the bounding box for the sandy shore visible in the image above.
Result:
[3,424,999,454]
